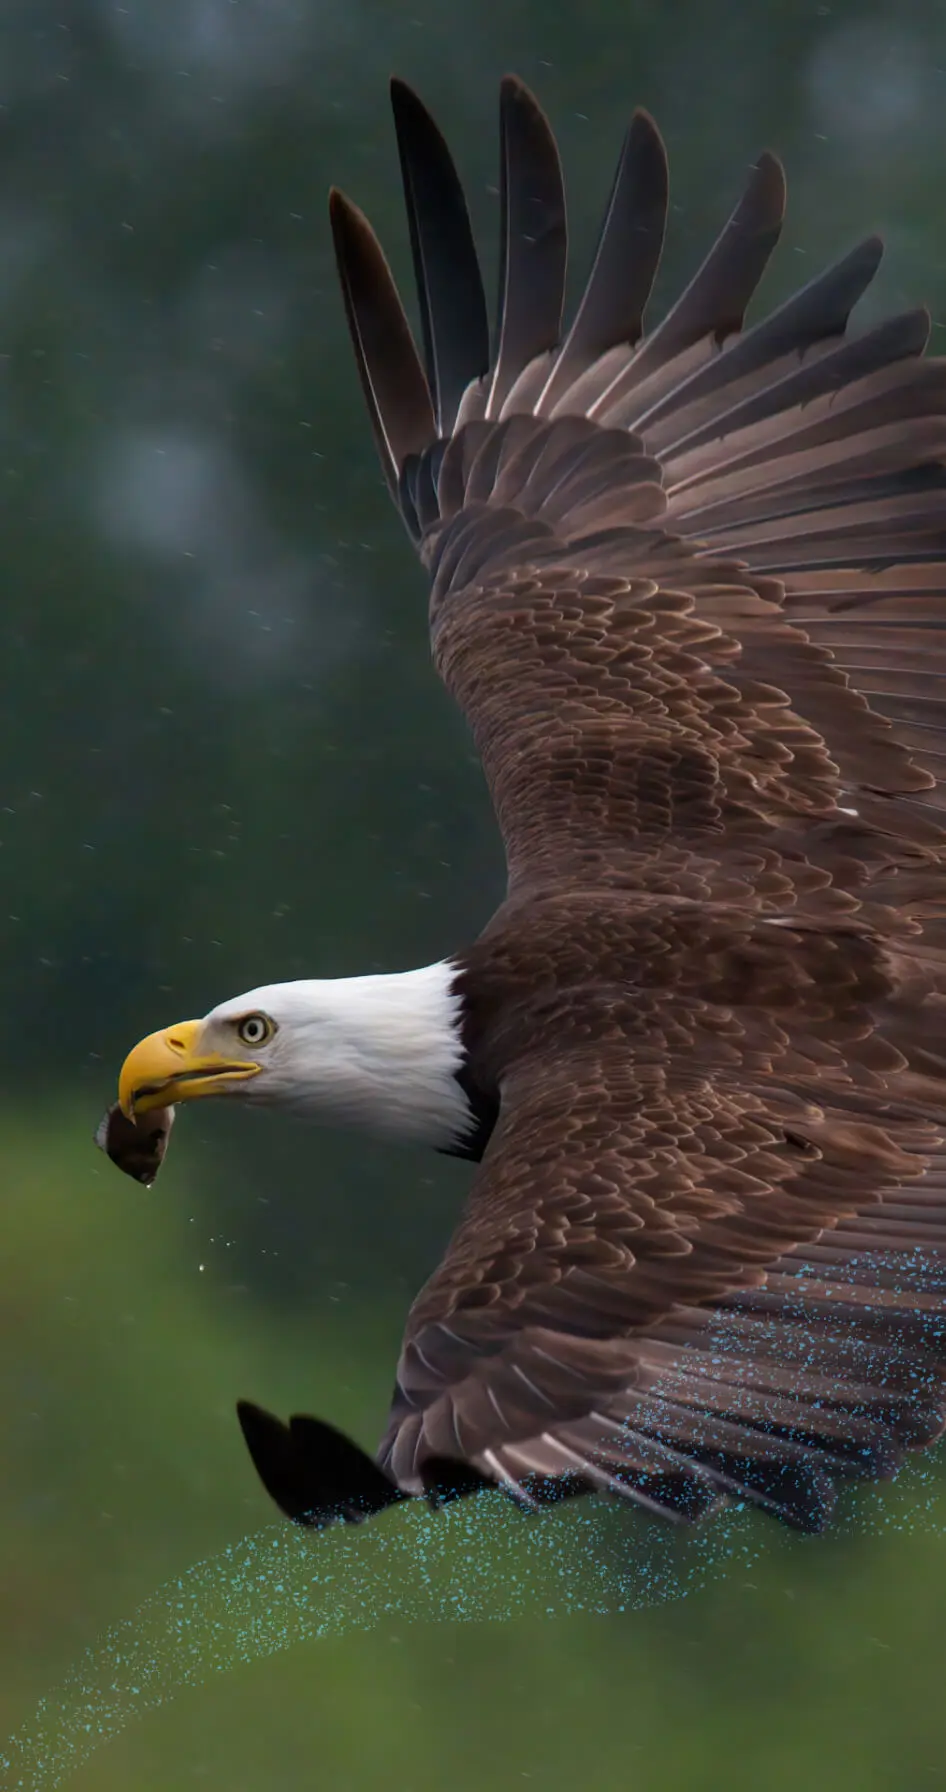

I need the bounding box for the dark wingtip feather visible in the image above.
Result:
[692,1450,838,1532]
[625,143,787,391]
[489,74,567,417]
[420,1455,495,1506]
[389,78,490,434]
[497,71,541,110]
[754,149,787,204]
[537,107,669,414]
[329,186,435,496]
[237,1400,406,1529]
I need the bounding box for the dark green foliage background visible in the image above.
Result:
[4,1,946,1785]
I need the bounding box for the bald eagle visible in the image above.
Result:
[113,77,946,1536]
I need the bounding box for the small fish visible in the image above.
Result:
[94,1102,176,1187]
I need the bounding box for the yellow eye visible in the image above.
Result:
[237,1012,275,1048]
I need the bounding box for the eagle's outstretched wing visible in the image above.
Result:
[331,77,946,906]
[287,78,946,1531]
[379,988,946,1532]
[241,999,946,1533]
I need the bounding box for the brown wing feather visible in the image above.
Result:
[381,945,946,1529]
[330,83,946,889]
[329,79,946,1531]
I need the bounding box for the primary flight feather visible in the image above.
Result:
[112,76,946,1536]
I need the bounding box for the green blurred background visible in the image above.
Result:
[5,0,946,1785]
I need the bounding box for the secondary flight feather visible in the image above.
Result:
[109,76,946,1536]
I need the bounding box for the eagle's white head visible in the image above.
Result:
[117,961,474,1150]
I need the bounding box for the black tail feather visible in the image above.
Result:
[236,1401,407,1529]
[419,1455,495,1506]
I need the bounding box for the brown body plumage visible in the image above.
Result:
[170,77,946,1533]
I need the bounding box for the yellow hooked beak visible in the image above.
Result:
[118,1018,262,1118]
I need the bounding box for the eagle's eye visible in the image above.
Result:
[236,1012,276,1048]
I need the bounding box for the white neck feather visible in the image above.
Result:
[208,959,473,1148]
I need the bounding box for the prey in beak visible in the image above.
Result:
[94,1102,176,1186]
